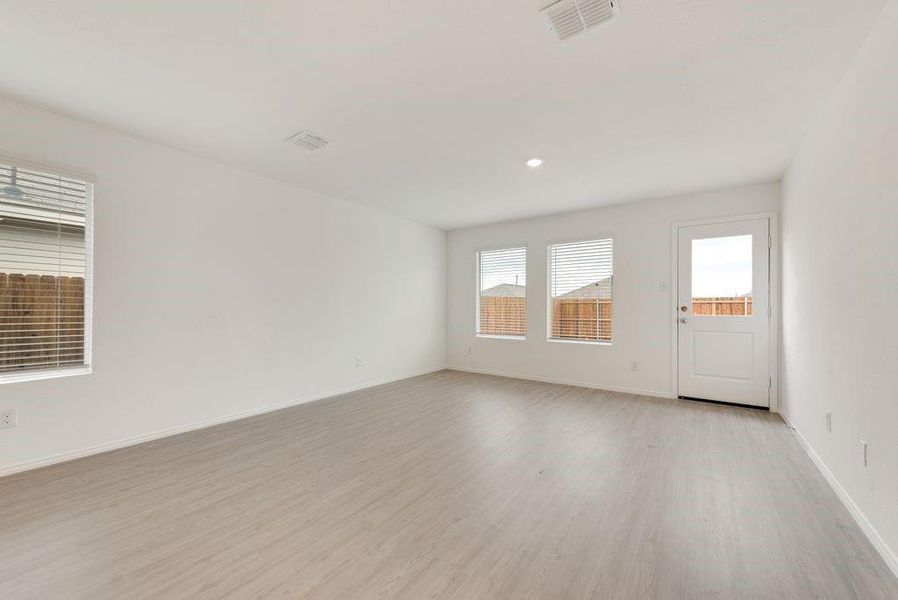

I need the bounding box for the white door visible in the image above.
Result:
[677,218,770,407]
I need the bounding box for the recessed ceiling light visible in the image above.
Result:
[526,158,544,168]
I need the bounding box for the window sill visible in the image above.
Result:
[476,334,526,341]
[547,338,612,346]
[0,366,92,385]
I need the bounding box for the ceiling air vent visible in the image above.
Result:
[541,0,619,42]
[286,130,330,151]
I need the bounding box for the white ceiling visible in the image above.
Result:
[0,0,887,229]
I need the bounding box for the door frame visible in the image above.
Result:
[669,212,780,412]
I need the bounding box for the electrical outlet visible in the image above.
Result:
[355,357,362,367]
[630,361,639,371]
[825,412,832,433]
[859,439,868,467]
[467,346,472,355]
[0,409,16,430]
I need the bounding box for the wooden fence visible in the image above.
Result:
[551,298,612,341]
[692,296,752,316]
[478,296,750,339]
[0,273,85,372]
[479,296,612,341]
[479,297,526,336]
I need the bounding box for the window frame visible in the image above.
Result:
[474,243,527,340]
[0,155,94,384]
[545,236,614,346]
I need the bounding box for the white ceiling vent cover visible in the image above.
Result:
[287,130,330,151]
[542,0,619,42]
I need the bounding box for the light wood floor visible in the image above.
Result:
[1,371,896,599]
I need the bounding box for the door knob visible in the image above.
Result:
[679,317,687,324]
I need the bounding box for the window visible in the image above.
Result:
[476,246,526,337]
[691,235,752,316]
[0,160,92,382]
[548,239,613,342]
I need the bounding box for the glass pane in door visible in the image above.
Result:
[691,235,753,316]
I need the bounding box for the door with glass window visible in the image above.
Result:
[677,219,770,407]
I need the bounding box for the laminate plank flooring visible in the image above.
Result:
[1,371,896,599]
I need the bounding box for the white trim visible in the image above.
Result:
[449,365,675,399]
[782,413,898,579]
[669,211,780,412]
[0,153,95,385]
[544,232,615,247]
[546,236,615,343]
[546,338,612,346]
[0,151,96,183]
[0,366,91,385]
[769,213,780,411]
[474,244,528,337]
[83,179,95,372]
[0,366,444,479]
[476,334,525,341]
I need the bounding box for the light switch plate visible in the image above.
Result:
[0,409,16,430]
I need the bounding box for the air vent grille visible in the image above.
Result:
[287,130,330,151]
[542,0,618,41]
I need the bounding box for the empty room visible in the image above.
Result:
[1,1,897,598]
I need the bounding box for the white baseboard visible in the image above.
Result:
[782,413,898,579]
[448,365,675,400]
[0,366,444,479]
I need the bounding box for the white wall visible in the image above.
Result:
[781,0,898,571]
[0,97,446,474]
[448,182,780,397]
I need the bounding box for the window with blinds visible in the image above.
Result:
[548,239,613,342]
[477,246,526,337]
[0,160,92,380]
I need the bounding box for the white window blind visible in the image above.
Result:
[477,246,526,337]
[0,160,92,379]
[548,239,613,342]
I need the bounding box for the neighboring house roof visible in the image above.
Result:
[557,276,613,299]
[481,283,525,298]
